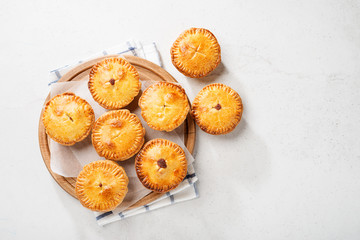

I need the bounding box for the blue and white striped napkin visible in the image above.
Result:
[48,40,199,226]
[49,40,162,85]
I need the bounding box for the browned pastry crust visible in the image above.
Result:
[42,92,95,146]
[92,110,145,161]
[135,138,187,193]
[138,82,190,132]
[88,57,141,109]
[191,83,243,135]
[76,160,129,212]
[171,28,221,78]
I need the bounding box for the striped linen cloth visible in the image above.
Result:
[48,40,199,226]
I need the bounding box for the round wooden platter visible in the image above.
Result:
[38,55,196,210]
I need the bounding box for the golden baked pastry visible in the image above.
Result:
[171,28,221,78]
[135,139,187,193]
[76,160,129,212]
[191,83,243,135]
[139,82,190,132]
[92,110,145,161]
[42,92,95,146]
[88,57,141,109]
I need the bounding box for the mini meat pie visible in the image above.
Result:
[76,160,129,212]
[135,139,187,193]
[88,57,141,109]
[139,82,190,132]
[42,93,95,145]
[92,110,145,161]
[171,28,221,78]
[191,83,242,135]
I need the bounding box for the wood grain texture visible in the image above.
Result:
[38,55,196,210]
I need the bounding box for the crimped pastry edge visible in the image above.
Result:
[170,28,221,78]
[88,57,141,109]
[138,81,190,132]
[191,83,243,135]
[135,138,187,193]
[75,160,129,212]
[42,92,95,146]
[92,109,145,161]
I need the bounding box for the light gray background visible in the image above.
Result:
[1,0,360,239]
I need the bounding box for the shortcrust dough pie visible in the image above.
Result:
[92,110,145,161]
[191,83,242,135]
[171,28,221,78]
[135,139,187,193]
[75,160,129,212]
[88,57,141,109]
[139,82,190,132]
[42,92,95,146]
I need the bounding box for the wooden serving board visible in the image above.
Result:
[38,55,196,210]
